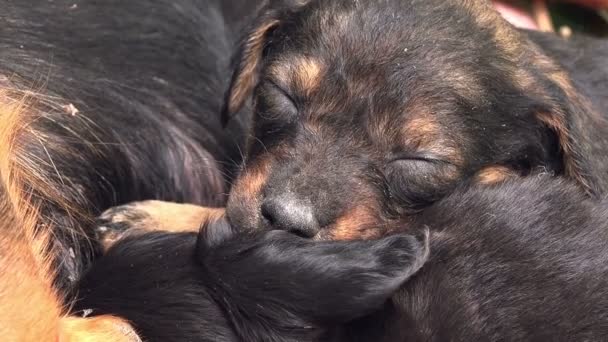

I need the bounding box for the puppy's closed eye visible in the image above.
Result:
[257,80,299,122]
[385,155,457,208]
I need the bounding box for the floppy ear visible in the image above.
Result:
[200,229,430,327]
[221,0,309,125]
[532,75,608,197]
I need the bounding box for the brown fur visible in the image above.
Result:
[402,115,462,166]
[97,201,225,251]
[216,0,608,240]
[0,91,139,341]
[269,56,326,96]
[325,205,387,241]
[226,18,281,116]
[474,165,518,185]
[227,153,276,232]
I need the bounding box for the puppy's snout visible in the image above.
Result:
[261,195,320,238]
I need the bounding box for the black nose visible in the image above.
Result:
[261,195,319,238]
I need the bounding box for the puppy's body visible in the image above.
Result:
[74,222,426,342]
[1,0,256,287]
[340,177,608,341]
[90,177,608,341]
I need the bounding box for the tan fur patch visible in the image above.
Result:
[59,315,141,342]
[268,57,325,96]
[97,202,226,251]
[225,153,275,228]
[294,57,324,94]
[236,156,272,198]
[475,165,518,185]
[0,91,72,341]
[402,114,462,165]
[326,205,383,241]
[128,202,224,233]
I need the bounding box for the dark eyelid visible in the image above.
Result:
[266,79,297,106]
[388,153,451,165]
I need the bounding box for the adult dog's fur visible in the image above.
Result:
[0,0,259,289]
[221,0,608,240]
[0,95,140,341]
[85,176,608,341]
[74,219,428,342]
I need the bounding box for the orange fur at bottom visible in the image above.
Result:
[0,90,139,341]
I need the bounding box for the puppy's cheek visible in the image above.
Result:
[226,157,273,231]
[323,205,388,241]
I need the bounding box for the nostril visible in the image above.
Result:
[261,201,276,226]
[260,196,320,238]
[287,226,317,239]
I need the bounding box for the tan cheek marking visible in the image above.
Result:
[235,156,272,198]
[226,153,275,226]
[328,205,383,241]
[475,165,518,185]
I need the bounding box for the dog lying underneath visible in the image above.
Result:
[75,218,428,342]
[81,175,608,341]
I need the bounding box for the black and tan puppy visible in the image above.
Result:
[220,0,608,240]
[74,219,428,342]
[90,176,608,341]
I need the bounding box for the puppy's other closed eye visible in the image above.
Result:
[257,80,299,121]
[385,155,457,207]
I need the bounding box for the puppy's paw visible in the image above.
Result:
[96,201,224,252]
[96,202,154,251]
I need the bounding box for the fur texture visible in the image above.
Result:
[222,0,608,240]
[74,219,428,342]
[1,0,256,289]
[77,176,608,341]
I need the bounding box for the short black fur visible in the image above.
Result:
[74,220,427,342]
[2,0,259,289]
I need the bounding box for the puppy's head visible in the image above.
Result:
[224,0,606,239]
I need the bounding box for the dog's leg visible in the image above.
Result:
[97,201,224,251]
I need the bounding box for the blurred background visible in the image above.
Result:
[493,0,608,37]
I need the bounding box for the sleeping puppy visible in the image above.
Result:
[73,219,428,342]
[87,175,608,341]
[99,0,608,247]
[219,0,608,240]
